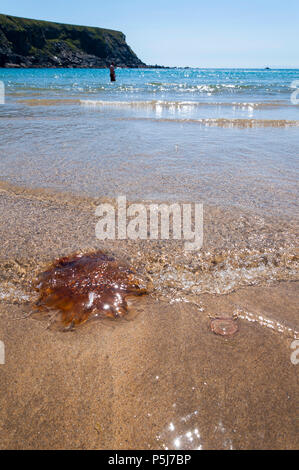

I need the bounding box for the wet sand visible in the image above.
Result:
[0,185,298,450]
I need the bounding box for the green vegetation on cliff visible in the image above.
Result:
[0,13,145,68]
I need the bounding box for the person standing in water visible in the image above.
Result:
[110,62,116,82]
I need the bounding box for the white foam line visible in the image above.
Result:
[79,99,287,110]
[0,284,31,303]
[234,308,299,339]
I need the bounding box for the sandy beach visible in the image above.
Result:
[0,183,298,450]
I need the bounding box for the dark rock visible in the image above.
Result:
[0,13,146,68]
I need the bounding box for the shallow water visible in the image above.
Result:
[0,68,298,215]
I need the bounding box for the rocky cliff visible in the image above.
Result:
[0,14,146,68]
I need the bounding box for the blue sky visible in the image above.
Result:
[1,0,298,67]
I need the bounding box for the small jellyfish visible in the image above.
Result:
[32,251,149,330]
[210,318,239,337]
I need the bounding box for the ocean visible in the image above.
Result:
[0,68,298,212]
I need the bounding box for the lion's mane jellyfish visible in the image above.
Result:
[33,251,148,330]
[210,318,239,337]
